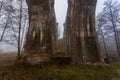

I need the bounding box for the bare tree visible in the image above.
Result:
[16,0,23,61]
[97,15,109,57]
[0,1,16,42]
[0,0,28,61]
[98,0,120,56]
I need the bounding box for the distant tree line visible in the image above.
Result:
[0,0,28,61]
[97,0,120,58]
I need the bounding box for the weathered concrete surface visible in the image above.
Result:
[23,0,58,64]
[64,0,101,64]
[23,0,101,64]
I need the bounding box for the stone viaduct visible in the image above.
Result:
[23,0,101,64]
[64,0,101,64]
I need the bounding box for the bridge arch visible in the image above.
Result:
[23,0,101,64]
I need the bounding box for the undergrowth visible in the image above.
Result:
[0,54,118,80]
[0,64,117,80]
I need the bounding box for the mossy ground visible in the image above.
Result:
[0,54,118,80]
[111,60,120,80]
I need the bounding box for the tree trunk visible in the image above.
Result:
[109,7,120,57]
[0,13,10,42]
[17,0,23,61]
[101,29,108,57]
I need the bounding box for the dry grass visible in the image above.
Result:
[0,53,17,66]
[0,53,118,80]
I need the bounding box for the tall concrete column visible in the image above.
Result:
[64,0,101,64]
[23,0,57,64]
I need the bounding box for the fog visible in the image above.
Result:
[0,0,119,53]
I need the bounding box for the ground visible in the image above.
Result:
[0,53,119,80]
[112,61,120,80]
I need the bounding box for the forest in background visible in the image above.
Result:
[0,0,119,60]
